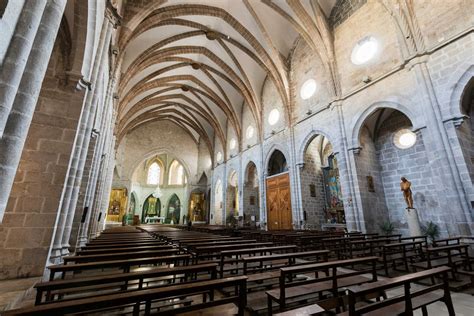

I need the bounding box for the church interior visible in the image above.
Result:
[0,0,474,314]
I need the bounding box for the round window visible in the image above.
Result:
[394,129,417,149]
[268,109,280,126]
[351,36,379,65]
[300,79,317,100]
[229,138,236,150]
[216,151,222,162]
[246,126,254,139]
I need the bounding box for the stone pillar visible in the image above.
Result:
[76,81,115,247]
[49,19,112,263]
[334,102,366,232]
[0,0,67,222]
[405,208,422,236]
[409,57,472,236]
[0,0,47,137]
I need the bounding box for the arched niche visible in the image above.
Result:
[142,194,161,223]
[226,170,238,223]
[213,179,223,224]
[355,108,435,234]
[243,161,260,227]
[266,150,292,230]
[301,135,345,229]
[165,194,181,224]
[457,78,474,187]
[188,189,205,223]
[267,150,288,176]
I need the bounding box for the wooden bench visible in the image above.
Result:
[412,244,472,281]
[35,263,218,305]
[81,241,165,250]
[48,254,191,280]
[75,244,173,256]
[193,242,273,262]
[381,241,424,276]
[5,276,248,316]
[346,238,394,259]
[266,256,379,314]
[63,248,180,264]
[342,266,454,315]
[219,245,298,277]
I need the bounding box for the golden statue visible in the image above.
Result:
[400,177,414,209]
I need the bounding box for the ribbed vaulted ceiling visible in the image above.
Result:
[116,0,338,157]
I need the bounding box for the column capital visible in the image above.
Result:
[348,147,362,155]
[442,115,469,128]
[106,0,122,29]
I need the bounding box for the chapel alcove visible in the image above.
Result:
[356,108,435,234]
[243,161,260,227]
[213,180,223,224]
[457,78,474,188]
[142,194,161,223]
[165,194,181,224]
[188,191,205,222]
[226,171,239,223]
[266,150,292,230]
[301,135,345,229]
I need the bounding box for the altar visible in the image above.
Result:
[145,216,165,224]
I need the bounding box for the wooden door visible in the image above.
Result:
[266,172,292,230]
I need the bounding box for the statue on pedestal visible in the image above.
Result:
[400,177,414,209]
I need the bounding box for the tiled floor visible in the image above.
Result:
[0,277,39,312]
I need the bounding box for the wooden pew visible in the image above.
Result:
[48,254,191,280]
[346,238,394,259]
[81,241,165,250]
[35,263,218,305]
[219,245,298,277]
[193,242,273,262]
[5,276,248,316]
[75,244,173,256]
[381,241,424,276]
[266,256,379,314]
[412,244,472,281]
[63,249,180,264]
[343,266,454,316]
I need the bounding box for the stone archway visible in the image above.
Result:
[266,150,292,230]
[243,161,260,227]
[354,108,435,234]
[301,135,345,229]
[226,170,238,224]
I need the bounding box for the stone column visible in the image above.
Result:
[76,81,115,247]
[61,23,112,256]
[49,19,112,262]
[334,102,366,232]
[0,0,48,137]
[409,58,472,235]
[0,0,67,222]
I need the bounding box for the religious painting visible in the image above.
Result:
[322,155,345,223]
[309,184,316,197]
[165,194,181,224]
[142,194,161,223]
[188,192,205,222]
[367,176,375,192]
[107,188,127,222]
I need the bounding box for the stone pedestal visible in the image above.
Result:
[405,208,422,236]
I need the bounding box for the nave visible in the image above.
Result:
[4,225,474,315]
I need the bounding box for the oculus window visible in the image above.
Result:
[300,79,317,100]
[268,109,280,126]
[351,36,379,65]
[394,128,417,149]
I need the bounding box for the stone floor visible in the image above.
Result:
[0,275,473,315]
[0,277,39,312]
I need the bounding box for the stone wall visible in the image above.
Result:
[0,44,85,279]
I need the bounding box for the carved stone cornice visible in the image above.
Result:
[348,147,362,155]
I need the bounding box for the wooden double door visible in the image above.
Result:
[266,172,293,230]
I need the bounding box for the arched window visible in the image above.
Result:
[147,162,161,185]
[169,160,186,185]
